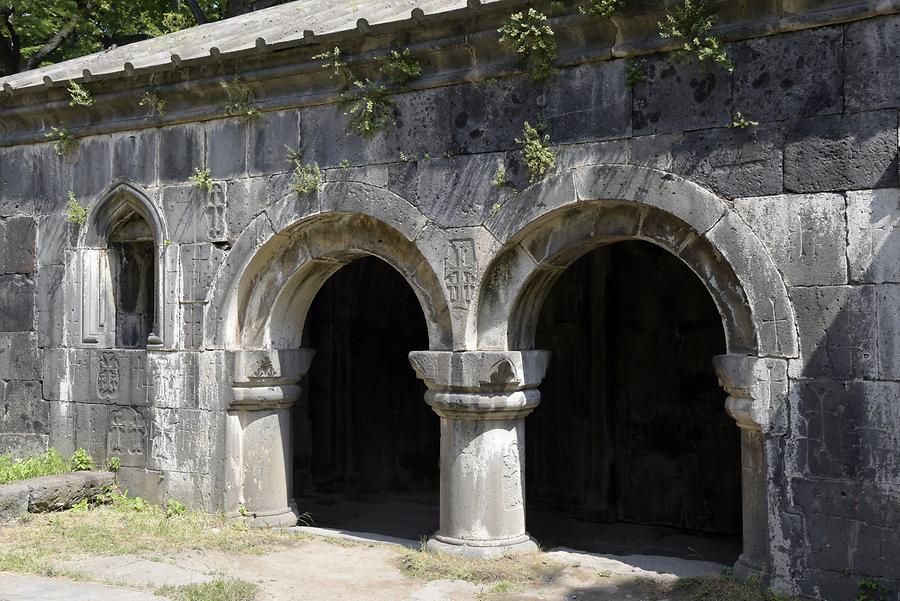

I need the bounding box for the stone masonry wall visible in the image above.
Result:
[0,5,897,599]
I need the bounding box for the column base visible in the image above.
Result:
[733,553,765,581]
[426,533,540,559]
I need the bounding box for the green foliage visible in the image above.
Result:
[46,126,78,157]
[516,121,556,184]
[316,45,422,138]
[856,579,891,601]
[190,167,213,192]
[659,0,733,71]
[70,448,95,471]
[339,159,351,170]
[105,456,122,473]
[286,146,321,194]
[219,78,259,118]
[491,165,508,188]
[0,448,98,484]
[579,0,623,18]
[165,499,187,518]
[139,91,167,116]
[498,9,559,84]
[157,577,259,601]
[66,191,88,225]
[625,58,647,89]
[729,112,759,129]
[67,81,93,107]
[376,48,422,84]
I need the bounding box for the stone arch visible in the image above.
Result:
[206,182,453,352]
[473,164,797,580]
[476,164,798,360]
[73,178,173,347]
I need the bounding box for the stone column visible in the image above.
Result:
[409,350,550,558]
[713,354,787,581]
[230,348,315,528]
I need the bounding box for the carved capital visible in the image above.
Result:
[230,348,315,411]
[409,351,550,419]
[713,354,788,433]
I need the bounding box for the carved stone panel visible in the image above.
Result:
[443,239,477,310]
[106,407,147,467]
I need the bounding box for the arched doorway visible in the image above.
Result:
[526,241,741,563]
[294,256,439,538]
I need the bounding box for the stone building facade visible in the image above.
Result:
[0,1,898,598]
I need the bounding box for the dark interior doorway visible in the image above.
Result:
[293,256,439,538]
[526,241,742,563]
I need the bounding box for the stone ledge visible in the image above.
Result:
[0,471,115,522]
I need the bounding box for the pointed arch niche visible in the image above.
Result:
[76,180,174,349]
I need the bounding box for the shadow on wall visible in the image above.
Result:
[776,188,899,598]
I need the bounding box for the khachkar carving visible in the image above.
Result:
[97,352,120,399]
[444,239,477,310]
[205,183,226,240]
[107,409,145,456]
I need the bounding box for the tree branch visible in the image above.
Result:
[184,0,209,25]
[23,0,95,71]
[0,8,21,75]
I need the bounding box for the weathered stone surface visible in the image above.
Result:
[845,14,900,112]
[0,433,47,460]
[27,471,115,513]
[159,125,203,184]
[0,146,37,216]
[632,124,784,198]
[36,213,72,267]
[732,26,843,121]
[249,110,299,176]
[70,136,112,201]
[784,110,898,193]
[542,60,631,144]
[0,332,40,380]
[448,76,540,155]
[789,286,878,380]
[111,130,158,185]
[206,118,248,180]
[734,193,847,286]
[632,55,732,136]
[790,380,899,481]
[35,264,65,348]
[847,189,900,284]
[0,274,34,331]
[0,481,29,522]
[877,284,900,381]
[0,381,47,434]
[0,216,36,274]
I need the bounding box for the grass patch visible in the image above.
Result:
[0,490,300,580]
[157,577,259,601]
[0,448,95,485]
[660,576,803,601]
[398,547,559,592]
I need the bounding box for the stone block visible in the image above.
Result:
[554,139,630,171]
[633,124,784,199]
[789,286,878,380]
[31,145,71,215]
[105,406,149,469]
[734,193,847,285]
[49,401,76,456]
[198,351,232,411]
[69,136,112,201]
[36,213,73,267]
[790,380,899,481]
[225,175,296,241]
[181,304,204,350]
[147,352,198,409]
[68,349,149,405]
[845,14,900,112]
[205,118,248,179]
[632,55,732,136]
[160,184,210,244]
[0,433,47,461]
[118,467,213,510]
[73,402,109,463]
[27,471,115,513]
[542,60,631,144]
[159,125,204,184]
[784,110,898,193]
[180,243,227,303]
[35,264,65,348]
[0,481,29,522]
[147,408,212,474]
[0,274,34,331]
[111,130,158,185]
[877,284,900,381]
[448,76,541,155]
[847,189,900,284]
[0,381,47,435]
[0,145,36,216]
[249,110,300,176]
[0,332,40,380]
[732,25,843,121]
[0,216,36,274]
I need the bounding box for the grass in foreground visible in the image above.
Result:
[658,576,803,601]
[157,578,259,601]
[0,448,95,485]
[398,546,561,592]
[0,489,300,579]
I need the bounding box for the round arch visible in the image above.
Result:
[475,164,798,359]
[205,182,453,352]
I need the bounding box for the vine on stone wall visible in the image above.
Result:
[517,121,556,184]
[286,146,322,194]
[189,167,213,191]
[219,78,260,118]
[67,81,94,107]
[658,0,733,71]
[66,191,87,225]
[139,92,168,117]
[498,9,559,85]
[46,126,78,157]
